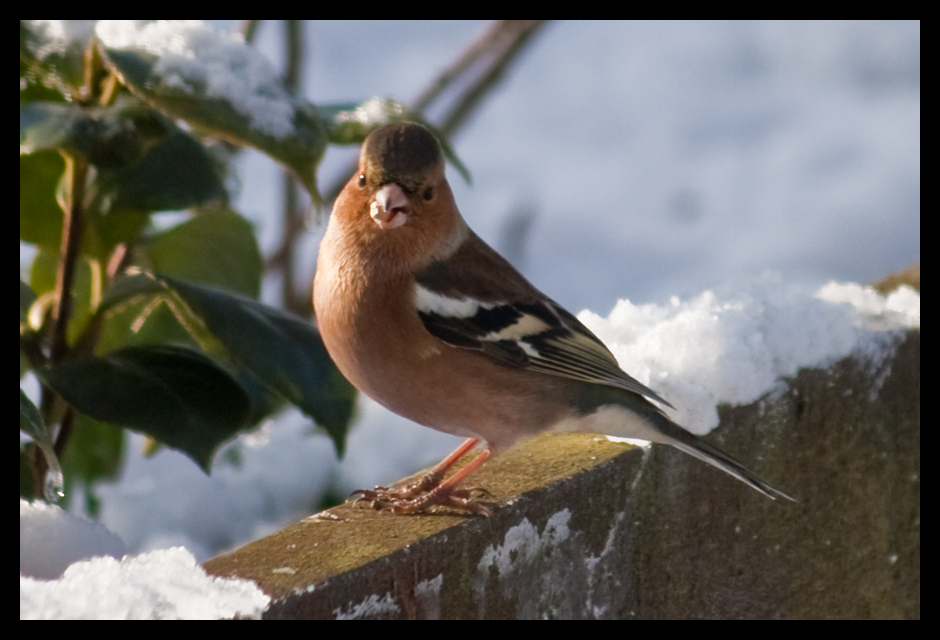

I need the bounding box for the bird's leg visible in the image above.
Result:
[350,439,494,515]
[376,445,493,515]
[350,437,479,500]
[398,437,482,497]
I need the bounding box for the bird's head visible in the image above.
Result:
[328,122,467,270]
[358,122,447,230]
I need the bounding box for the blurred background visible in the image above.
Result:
[239,20,919,313]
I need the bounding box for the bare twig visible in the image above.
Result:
[240,20,261,44]
[437,20,547,138]
[410,21,535,114]
[320,20,548,206]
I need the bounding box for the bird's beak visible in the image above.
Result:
[370,184,410,229]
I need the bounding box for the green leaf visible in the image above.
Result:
[20,100,165,165]
[89,127,226,213]
[159,276,356,455]
[95,273,283,424]
[20,57,69,105]
[318,97,411,145]
[20,100,225,214]
[20,151,65,250]
[20,389,65,501]
[319,98,472,184]
[60,416,126,515]
[40,344,251,472]
[95,293,203,355]
[20,281,37,326]
[29,249,97,345]
[144,209,262,297]
[20,20,96,97]
[84,210,151,256]
[19,389,45,440]
[95,272,211,357]
[235,368,289,427]
[28,248,59,297]
[96,20,328,202]
[98,270,164,311]
[19,101,82,153]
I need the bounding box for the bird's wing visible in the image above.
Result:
[413,233,673,408]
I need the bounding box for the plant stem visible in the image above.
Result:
[39,153,89,487]
[281,20,307,315]
[50,154,87,364]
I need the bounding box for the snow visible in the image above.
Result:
[21,20,919,618]
[476,510,572,582]
[22,20,96,60]
[20,524,268,619]
[21,279,918,618]
[581,279,918,435]
[96,20,296,138]
[20,499,126,580]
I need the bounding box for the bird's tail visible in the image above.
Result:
[564,384,794,500]
[651,413,795,501]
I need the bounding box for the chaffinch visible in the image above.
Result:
[313,122,792,515]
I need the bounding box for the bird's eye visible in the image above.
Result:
[358,174,366,187]
[423,186,434,201]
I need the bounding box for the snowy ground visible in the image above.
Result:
[21,20,919,619]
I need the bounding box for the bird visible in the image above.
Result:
[313,121,793,515]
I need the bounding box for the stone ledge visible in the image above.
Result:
[204,328,919,619]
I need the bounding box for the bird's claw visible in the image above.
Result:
[347,484,492,516]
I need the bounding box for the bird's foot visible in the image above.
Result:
[349,484,492,516]
[360,468,445,501]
